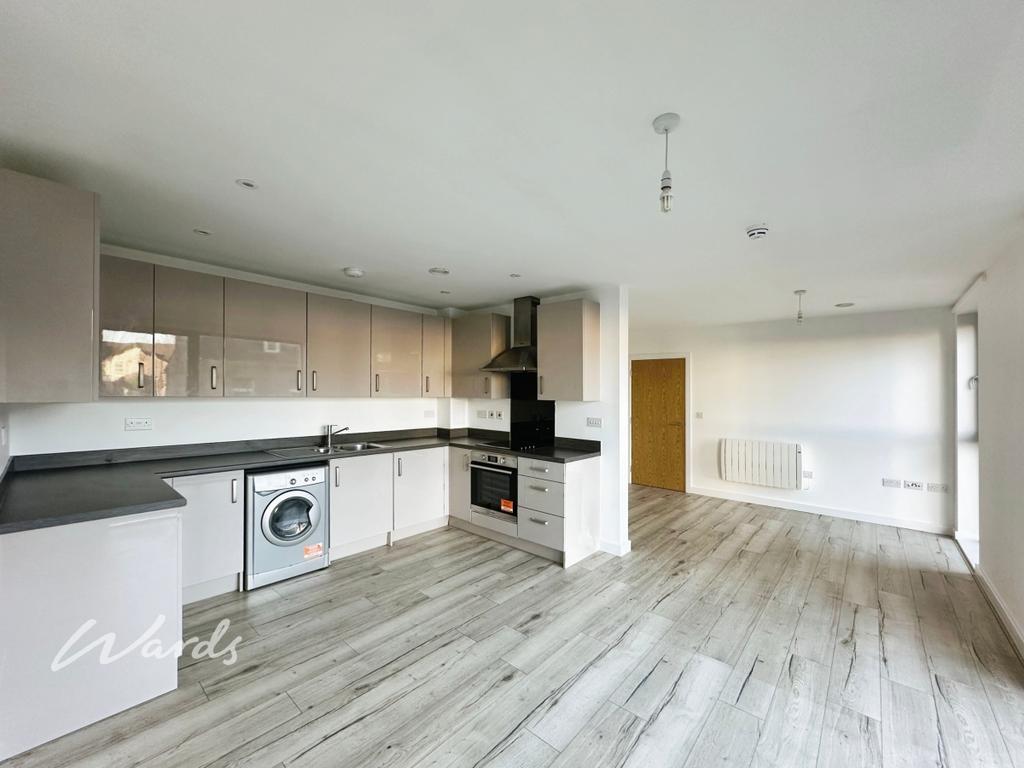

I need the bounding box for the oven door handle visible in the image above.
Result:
[471,463,514,476]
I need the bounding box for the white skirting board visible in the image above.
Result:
[599,538,632,556]
[974,566,1024,664]
[183,573,239,605]
[688,485,952,536]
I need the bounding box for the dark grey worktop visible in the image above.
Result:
[0,429,599,535]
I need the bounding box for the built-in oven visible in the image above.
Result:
[470,451,518,520]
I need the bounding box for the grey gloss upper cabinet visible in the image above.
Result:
[307,294,371,398]
[451,313,510,399]
[99,256,154,397]
[537,299,600,401]
[421,315,446,397]
[224,279,306,397]
[371,306,422,398]
[154,266,224,397]
[0,170,98,403]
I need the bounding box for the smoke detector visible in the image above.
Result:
[746,225,769,240]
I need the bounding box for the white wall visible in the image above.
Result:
[0,405,9,474]
[974,247,1024,650]
[7,398,444,455]
[955,314,980,543]
[631,308,956,534]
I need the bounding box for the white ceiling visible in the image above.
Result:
[2,2,1023,332]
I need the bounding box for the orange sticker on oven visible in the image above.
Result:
[500,499,514,513]
[304,543,323,558]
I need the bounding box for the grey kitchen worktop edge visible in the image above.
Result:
[0,429,600,535]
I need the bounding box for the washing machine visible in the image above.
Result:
[245,464,330,590]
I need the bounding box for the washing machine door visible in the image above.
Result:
[261,490,322,546]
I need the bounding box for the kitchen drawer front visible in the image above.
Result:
[471,510,518,539]
[518,476,565,517]
[518,458,565,483]
[518,510,565,551]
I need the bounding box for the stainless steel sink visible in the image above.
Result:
[338,442,388,452]
[267,443,388,459]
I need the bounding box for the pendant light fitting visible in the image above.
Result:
[794,289,807,325]
[652,113,680,213]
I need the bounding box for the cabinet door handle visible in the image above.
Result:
[375,373,380,393]
[529,517,549,526]
[425,375,430,393]
[312,370,318,392]
[231,478,238,504]
[539,375,544,395]
[530,485,549,493]
[530,465,550,473]
[464,454,470,471]
[137,362,145,389]
[484,376,490,395]
[334,465,340,487]
[397,457,403,477]
[296,369,303,391]
[210,365,218,390]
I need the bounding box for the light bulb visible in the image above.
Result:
[660,169,672,213]
[660,191,672,213]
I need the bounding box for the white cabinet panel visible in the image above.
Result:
[449,447,472,522]
[329,453,394,547]
[394,447,446,530]
[167,471,243,588]
[0,512,181,760]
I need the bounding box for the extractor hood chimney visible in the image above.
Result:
[481,296,540,373]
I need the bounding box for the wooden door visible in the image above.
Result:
[631,358,685,491]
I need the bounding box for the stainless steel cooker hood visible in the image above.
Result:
[481,296,540,372]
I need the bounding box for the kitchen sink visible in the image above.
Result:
[267,443,389,459]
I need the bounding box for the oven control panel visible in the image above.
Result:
[471,451,518,468]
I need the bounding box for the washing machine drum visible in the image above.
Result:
[261,490,322,546]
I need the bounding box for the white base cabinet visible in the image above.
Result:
[448,447,472,522]
[450,455,600,568]
[0,511,182,761]
[394,447,447,532]
[328,453,394,553]
[165,471,243,598]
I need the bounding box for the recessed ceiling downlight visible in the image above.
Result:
[192,228,212,236]
[235,178,258,190]
[509,273,522,278]
[342,267,365,278]
[428,267,451,275]
[835,302,855,308]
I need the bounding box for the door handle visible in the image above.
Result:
[231,478,238,504]
[335,465,340,487]
[375,373,380,393]
[296,369,303,391]
[425,375,430,393]
[464,454,470,471]
[484,376,490,395]
[530,465,549,473]
[529,517,549,526]
[210,365,218,390]
[529,485,549,493]
[397,457,403,477]
[312,370,318,392]
[539,375,544,395]
[137,362,145,389]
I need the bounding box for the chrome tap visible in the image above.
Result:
[325,424,350,452]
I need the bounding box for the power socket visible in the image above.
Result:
[487,410,496,419]
[124,417,152,431]
[477,410,488,419]
[927,483,949,493]
[586,417,602,428]
[802,470,813,479]
[495,410,504,420]
[882,478,901,489]
[903,480,924,491]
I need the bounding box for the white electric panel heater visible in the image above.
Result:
[720,439,803,490]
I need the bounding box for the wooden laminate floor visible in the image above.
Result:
[8,487,1024,768]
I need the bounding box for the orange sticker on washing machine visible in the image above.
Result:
[500,499,514,513]
[304,543,323,558]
